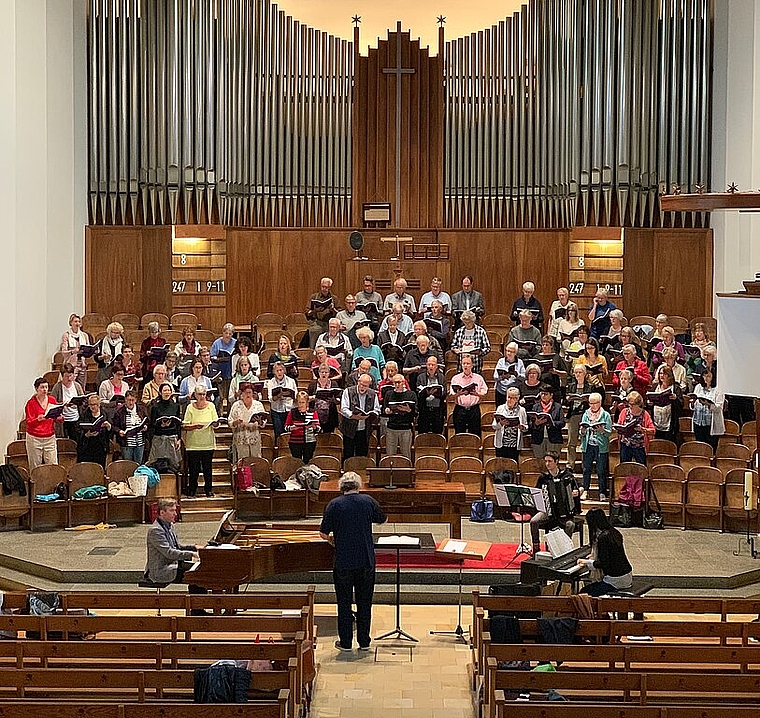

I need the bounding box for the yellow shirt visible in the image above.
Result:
[183,402,218,451]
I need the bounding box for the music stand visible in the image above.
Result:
[429,538,491,643]
[374,533,428,643]
[494,484,541,564]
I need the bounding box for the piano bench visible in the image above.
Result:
[138,577,171,615]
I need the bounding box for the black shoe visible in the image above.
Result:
[205,492,215,498]
[358,644,371,652]
[190,609,210,617]
[334,640,352,652]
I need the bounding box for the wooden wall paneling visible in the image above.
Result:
[652,229,713,320]
[85,227,144,317]
[407,36,419,228]
[622,228,713,320]
[352,28,444,229]
[141,227,172,317]
[443,230,570,318]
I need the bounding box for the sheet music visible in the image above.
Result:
[545,528,575,558]
[441,540,468,553]
[376,535,420,546]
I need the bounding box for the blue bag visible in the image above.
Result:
[470,498,494,523]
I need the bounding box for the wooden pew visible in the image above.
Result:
[493,703,760,718]
[488,666,760,706]
[0,697,289,718]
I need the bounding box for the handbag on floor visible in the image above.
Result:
[470,498,494,522]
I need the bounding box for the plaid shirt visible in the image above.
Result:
[451,324,491,373]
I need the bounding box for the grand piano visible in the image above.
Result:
[186,511,334,592]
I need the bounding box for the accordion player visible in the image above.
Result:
[530,451,581,554]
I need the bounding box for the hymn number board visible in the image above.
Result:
[171,226,227,332]
[568,228,624,312]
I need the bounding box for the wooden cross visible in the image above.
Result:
[383,22,415,226]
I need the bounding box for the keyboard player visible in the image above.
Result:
[530,451,580,555]
[577,507,634,596]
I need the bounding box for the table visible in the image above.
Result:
[319,480,467,538]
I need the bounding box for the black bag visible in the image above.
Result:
[643,483,664,530]
[488,582,541,619]
[270,473,286,490]
[491,469,516,485]
[470,498,494,523]
[610,502,632,528]
[54,482,68,500]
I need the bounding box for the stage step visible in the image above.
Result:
[180,495,234,522]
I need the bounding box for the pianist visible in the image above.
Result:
[577,508,633,596]
[144,498,207,607]
[530,451,580,555]
[319,472,387,653]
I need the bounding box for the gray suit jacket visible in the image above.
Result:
[452,290,485,314]
[144,519,195,583]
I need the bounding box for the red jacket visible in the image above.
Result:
[613,358,651,394]
[25,396,58,438]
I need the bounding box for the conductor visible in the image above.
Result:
[144,498,208,609]
[319,471,387,652]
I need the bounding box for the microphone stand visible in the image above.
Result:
[384,457,398,490]
[734,491,758,559]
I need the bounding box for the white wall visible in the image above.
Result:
[711,0,760,298]
[0,0,87,449]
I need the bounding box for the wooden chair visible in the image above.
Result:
[44,369,60,387]
[238,456,272,486]
[56,438,78,471]
[315,433,343,462]
[518,456,542,474]
[68,462,107,526]
[272,455,305,482]
[104,460,143,525]
[715,443,752,476]
[112,313,140,329]
[378,455,412,468]
[648,464,686,528]
[0,465,29,528]
[284,313,310,332]
[81,313,110,331]
[449,455,484,496]
[669,315,690,339]
[105,460,139,483]
[414,455,448,473]
[413,432,447,460]
[29,464,68,531]
[195,329,216,345]
[125,329,147,346]
[482,433,497,462]
[678,441,714,474]
[140,312,170,330]
[723,469,759,534]
[718,419,741,451]
[481,313,512,332]
[678,415,696,443]
[649,439,677,457]
[162,329,182,343]
[295,348,313,362]
[741,420,757,453]
[448,432,483,462]
[343,456,375,479]
[170,312,200,329]
[260,433,275,464]
[685,465,724,531]
[5,441,29,473]
[309,454,341,478]
[255,313,286,331]
[611,461,648,502]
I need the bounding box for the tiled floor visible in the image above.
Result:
[312,604,476,718]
